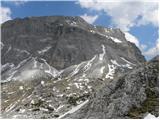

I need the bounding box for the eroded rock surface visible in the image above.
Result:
[1,16,156,119]
[65,56,159,119]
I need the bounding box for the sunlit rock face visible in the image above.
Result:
[65,56,159,119]
[1,16,151,119]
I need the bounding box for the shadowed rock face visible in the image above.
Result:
[1,16,149,119]
[1,16,145,70]
[65,56,159,119]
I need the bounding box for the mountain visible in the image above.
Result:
[1,16,145,82]
[1,16,154,119]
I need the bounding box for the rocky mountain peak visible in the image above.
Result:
[0,16,152,119]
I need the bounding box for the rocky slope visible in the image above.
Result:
[65,56,159,119]
[0,16,151,119]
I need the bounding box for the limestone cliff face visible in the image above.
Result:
[1,16,145,70]
[1,16,151,119]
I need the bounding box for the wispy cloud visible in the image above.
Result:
[12,1,28,6]
[80,14,98,24]
[1,0,28,23]
[0,6,12,23]
[2,0,28,6]
[143,39,159,58]
[124,32,140,47]
[124,32,147,51]
[125,32,159,59]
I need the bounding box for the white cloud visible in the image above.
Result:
[78,0,159,59]
[124,32,147,51]
[0,6,12,24]
[125,32,159,58]
[136,5,158,27]
[3,0,28,6]
[124,32,140,47]
[140,44,147,51]
[78,0,158,31]
[12,1,27,6]
[143,39,159,58]
[80,14,98,24]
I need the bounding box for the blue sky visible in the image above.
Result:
[1,1,159,60]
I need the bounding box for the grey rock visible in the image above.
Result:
[1,16,150,119]
[1,16,145,70]
[65,56,159,119]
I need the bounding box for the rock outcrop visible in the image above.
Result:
[65,56,159,119]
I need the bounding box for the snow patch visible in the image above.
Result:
[84,78,89,83]
[100,66,105,74]
[22,50,30,55]
[57,94,64,97]
[19,109,26,113]
[88,86,92,89]
[31,100,36,105]
[52,87,56,91]
[66,86,70,90]
[90,30,95,33]
[41,81,45,85]
[82,74,86,78]
[144,113,159,119]
[70,21,77,26]
[40,107,49,112]
[55,105,64,112]
[4,100,9,103]
[104,28,109,33]
[38,46,51,54]
[78,78,89,83]
[19,86,24,90]
[105,64,116,79]
[99,33,109,38]
[15,48,30,55]
[99,44,106,61]
[83,55,96,72]
[33,58,38,68]
[12,115,22,118]
[4,46,12,55]
[111,59,121,67]
[74,82,84,90]
[58,99,89,118]
[120,57,136,66]
[110,37,122,43]
[8,91,16,95]
[59,23,63,26]
[40,58,58,77]
[67,93,77,97]
[122,64,133,69]
[70,64,82,77]
[1,42,4,49]
[111,59,133,69]
[39,38,52,42]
